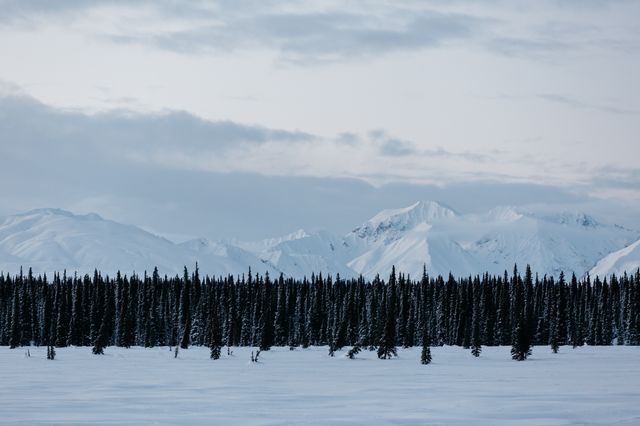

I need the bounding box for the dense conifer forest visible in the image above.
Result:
[1,264,639,360]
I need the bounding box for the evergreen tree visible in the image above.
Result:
[258,311,272,351]
[9,283,21,349]
[470,281,482,357]
[67,280,84,346]
[495,276,511,346]
[568,273,579,348]
[41,280,52,349]
[54,281,69,348]
[179,267,191,350]
[273,278,288,346]
[209,310,222,360]
[377,267,398,360]
[333,310,348,352]
[549,281,560,353]
[550,330,559,353]
[420,327,432,365]
[89,270,102,344]
[511,266,532,361]
[258,275,274,351]
[92,286,114,355]
[347,344,361,359]
[144,302,158,348]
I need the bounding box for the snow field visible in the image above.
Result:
[1,345,639,425]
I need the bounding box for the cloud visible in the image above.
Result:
[477,91,640,118]
[0,1,486,62]
[367,129,416,157]
[538,93,640,115]
[3,0,639,64]
[0,91,502,186]
[0,93,314,162]
[335,132,360,146]
[486,37,575,58]
[379,138,417,157]
[587,166,640,191]
[366,129,489,161]
[1,90,637,210]
[109,8,483,63]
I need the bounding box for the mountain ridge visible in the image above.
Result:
[0,203,638,278]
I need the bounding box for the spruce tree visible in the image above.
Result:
[54,282,69,347]
[511,314,532,361]
[92,287,113,355]
[328,338,337,357]
[549,283,560,353]
[144,302,158,348]
[258,311,272,351]
[377,267,398,360]
[420,327,432,365]
[41,281,52,349]
[347,344,361,359]
[511,266,532,361]
[273,279,288,346]
[257,277,274,351]
[568,273,579,348]
[209,312,222,360]
[470,282,482,357]
[333,311,348,352]
[67,281,84,346]
[550,328,559,353]
[9,284,21,349]
[179,267,191,350]
[89,270,102,344]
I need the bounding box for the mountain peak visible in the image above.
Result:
[351,201,455,241]
[485,206,523,222]
[280,229,309,241]
[20,208,74,217]
[368,201,455,226]
[16,208,103,221]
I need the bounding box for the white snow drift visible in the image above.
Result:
[1,345,639,425]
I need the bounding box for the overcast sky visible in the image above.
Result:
[1,0,639,240]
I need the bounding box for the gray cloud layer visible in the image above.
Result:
[138,10,479,62]
[0,94,313,161]
[4,0,637,63]
[1,1,482,59]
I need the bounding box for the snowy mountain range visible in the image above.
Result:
[1,202,639,279]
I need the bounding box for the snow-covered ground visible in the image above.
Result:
[1,346,639,425]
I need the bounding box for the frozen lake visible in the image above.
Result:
[1,345,639,425]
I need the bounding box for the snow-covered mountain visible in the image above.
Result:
[253,230,357,279]
[589,239,640,278]
[0,203,638,279]
[0,209,278,277]
[336,201,637,278]
[467,209,636,278]
[343,201,480,279]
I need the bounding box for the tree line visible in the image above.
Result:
[1,265,639,361]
